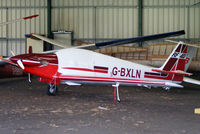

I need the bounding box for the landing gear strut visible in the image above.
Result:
[112,83,120,103]
[46,84,58,96]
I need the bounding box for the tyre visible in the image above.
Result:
[46,84,58,96]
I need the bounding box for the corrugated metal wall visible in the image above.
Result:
[0,0,200,56]
[143,0,200,40]
[0,0,47,56]
[51,0,200,43]
[51,0,138,42]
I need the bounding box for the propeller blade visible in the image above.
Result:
[0,14,39,26]
[10,50,16,56]
[17,59,25,70]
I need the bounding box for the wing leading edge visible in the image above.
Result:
[95,30,185,48]
[31,30,185,50]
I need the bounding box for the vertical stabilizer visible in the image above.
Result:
[160,42,196,72]
[160,42,196,81]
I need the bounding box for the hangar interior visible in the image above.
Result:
[1,1,200,134]
[0,0,199,58]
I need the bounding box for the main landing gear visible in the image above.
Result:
[112,83,120,103]
[46,84,58,96]
[163,86,171,91]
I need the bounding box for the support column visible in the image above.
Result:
[138,0,143,47]
[45,0,53,51]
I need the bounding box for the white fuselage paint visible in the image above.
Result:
[55,48,179,87]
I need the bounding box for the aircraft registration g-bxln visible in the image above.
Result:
[2,30,200,102]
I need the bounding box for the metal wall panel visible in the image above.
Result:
[7,40,26,56]
[143,0,200,41]
[0,40,7,56]
[52,0,138,7]
[52,0,199,44]
[0,9,6,38]
[0,0,47,56]
[96,7,138,39]
[143,0,194,6]
[52,7,95,39]
[189,6,200,39]
[52,0,138,43]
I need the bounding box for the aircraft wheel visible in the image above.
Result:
[46,84,58,96]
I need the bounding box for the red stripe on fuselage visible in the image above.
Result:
[144,74,173,81]
[58,75,166,85]
[94,66,108,71]
[62,67,108,74]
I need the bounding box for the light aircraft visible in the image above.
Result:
[2,30,200,102]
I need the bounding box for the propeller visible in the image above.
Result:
[16,59,32,83]
[10,50,16,56]
[17,59,25,70]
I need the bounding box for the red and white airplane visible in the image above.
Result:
[2,30,200,102]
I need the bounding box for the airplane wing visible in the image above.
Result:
[183,77,200,85]
[0,14,39,26]
[94,30,185,48]
[31,34,70,49]
[1,58,18,66]
[31,30,185,50]
[31,33,98,50]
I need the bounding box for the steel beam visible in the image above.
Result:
[138,0,143,47]
[46,0,53,51]
[52,6,138,8]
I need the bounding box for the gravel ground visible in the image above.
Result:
[0,77,200,134]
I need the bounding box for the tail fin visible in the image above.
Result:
[159,41,196,81]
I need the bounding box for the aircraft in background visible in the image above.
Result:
[0,14,39,78]
[2,30,200,102]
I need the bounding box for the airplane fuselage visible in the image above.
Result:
[55,48,179,87]
[9,48,183,89]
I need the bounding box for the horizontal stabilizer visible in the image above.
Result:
[166,40,200,48]
[165,82,183,88]
[183,77,200,85]
[152,69,192,76]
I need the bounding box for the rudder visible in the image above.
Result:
[160,41,196,81]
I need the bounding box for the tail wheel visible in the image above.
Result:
[46,84,58,96]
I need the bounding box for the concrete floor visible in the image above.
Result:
[0,77,200,134]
